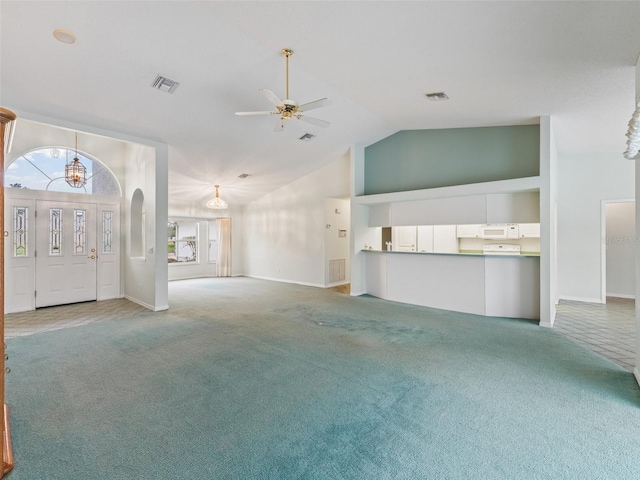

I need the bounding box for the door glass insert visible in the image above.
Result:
[74,209,86,254]
[13,206,28,257]
[102,211,113,254]
[49,208,63,255]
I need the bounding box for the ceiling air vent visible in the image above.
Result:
[152,75,180,94]
[425,92,449,101]
[238,173,251,179]
[299,133,315,142]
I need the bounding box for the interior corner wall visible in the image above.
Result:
[558,152,635,303]
[242,154,350,287]
[123,141,169,311]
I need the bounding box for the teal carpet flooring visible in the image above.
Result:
[5,277,640,479]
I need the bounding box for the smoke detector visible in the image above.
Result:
[152,75,180,94]
[425,92,449,101]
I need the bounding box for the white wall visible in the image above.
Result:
[243,154,350,287]
[605,202,635,298]
[558,152,635,302]
[324,198,350,286]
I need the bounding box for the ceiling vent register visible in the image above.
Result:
[425,92,449,101]
[152,75,180,94]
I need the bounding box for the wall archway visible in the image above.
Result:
[130,188,145,258]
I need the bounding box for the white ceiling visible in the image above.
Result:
[2,1,640,206]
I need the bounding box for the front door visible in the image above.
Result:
[35,200,97,308]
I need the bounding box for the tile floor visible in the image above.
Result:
[554,297,636,372]
[4,298,147,339]
[4,292,636,372]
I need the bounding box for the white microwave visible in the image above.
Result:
[480,224,519,239]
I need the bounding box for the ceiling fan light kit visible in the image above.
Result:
[236,48,330,132]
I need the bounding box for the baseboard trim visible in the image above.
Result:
[538,321,554,328]
[326,281,350,288]
[169,275,217,282]
[124,295,168,312]
[244,275,324,289]
[558,295,604,304]
[634,367,640,387]
[350,290,366,297]
[606,293,636,300]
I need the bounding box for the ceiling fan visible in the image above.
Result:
[235,49,330,132]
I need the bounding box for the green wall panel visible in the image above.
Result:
[364,125,540,195]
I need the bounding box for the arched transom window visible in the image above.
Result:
[5,147,121,196]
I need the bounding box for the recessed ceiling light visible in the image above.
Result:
[425,92,449,101]
[53,29,76,44]
[151,75,180,94]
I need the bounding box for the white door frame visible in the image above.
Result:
[601,198,635,304]
[4,188,122,313]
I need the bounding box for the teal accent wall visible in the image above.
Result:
[364,125,540,195]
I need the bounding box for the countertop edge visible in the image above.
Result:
[361,249,540,258]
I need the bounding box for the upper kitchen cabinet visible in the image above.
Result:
[519,223,541,238]
[457,224,481,238]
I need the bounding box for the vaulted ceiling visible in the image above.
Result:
[2,1,639,206]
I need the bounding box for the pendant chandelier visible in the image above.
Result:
[65,132,87,188]
[206,184,228,210]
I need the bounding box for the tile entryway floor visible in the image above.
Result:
[555,297,636,372]
[4,293,636,372]
[5,298,147,339]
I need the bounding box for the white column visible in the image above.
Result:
[539,116,559,327]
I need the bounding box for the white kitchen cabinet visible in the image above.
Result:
[433,225,458,253]
[519,223,540,238]
[392,226,417,251]
[456,224,481,238]
[417,226,434,252]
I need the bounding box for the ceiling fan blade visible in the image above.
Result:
[235,111,275,116]
[260,89,285,107]
[298,115,330,128]
[298,97,330,112]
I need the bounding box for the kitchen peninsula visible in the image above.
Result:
[363,248,540,319]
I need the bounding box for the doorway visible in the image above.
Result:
[602,200,635,302]
[4,192,121,313]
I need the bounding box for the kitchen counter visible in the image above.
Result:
[362,249,540,319]
[361,249,540,257]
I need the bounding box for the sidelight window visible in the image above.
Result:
[12,206,28,257]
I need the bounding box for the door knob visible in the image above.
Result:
[3,231,7,237]
[91,248,96,253]
[88,255,96,259]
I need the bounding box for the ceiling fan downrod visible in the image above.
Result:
[282,48,293,100]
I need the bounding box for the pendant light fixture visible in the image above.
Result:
[206,184,228,209]
[65,132,87,188]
